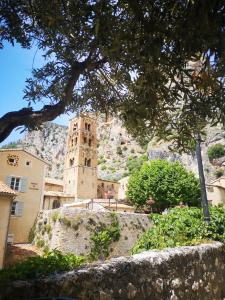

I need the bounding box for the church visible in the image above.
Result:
[42,114,132,212]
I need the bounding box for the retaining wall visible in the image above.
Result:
[32,208,152,257]
[1,243,225,300]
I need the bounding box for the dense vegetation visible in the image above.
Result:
[0,250,85,282]
[89,213,120,261]
[132,206,225,254]
[0,1,225,150]
[207,144,225,161]
[126,155,148,175]
[127,160,200,209]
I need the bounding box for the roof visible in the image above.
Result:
[45,177,63,186]
[0,181,17,197]
[97,178,119,184]
[104,203,134,209]
[209,176,225,184]
[0,148,50,165]
[44,191,74,198]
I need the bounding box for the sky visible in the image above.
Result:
[0,43,73,146]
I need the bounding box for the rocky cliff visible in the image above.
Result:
[2,117,225,183]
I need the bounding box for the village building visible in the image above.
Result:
[0,182,16,269]
[207,176,225,206]
[0,149,48,243]
[1,114,133,246]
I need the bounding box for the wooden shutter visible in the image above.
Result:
[5,176,12,187]
[15,201,24,217]
[20,177,27,192]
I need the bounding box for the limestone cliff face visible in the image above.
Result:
[4,118,225,183]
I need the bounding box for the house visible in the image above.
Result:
[43,177,74,209]
[206,176,225,206]
[0,149,48,243]
[97,179,119,199]
[0,181,16,269]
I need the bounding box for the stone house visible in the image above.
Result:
[0,149,48,243]
[0,181,16,269]
[207,176,225,206]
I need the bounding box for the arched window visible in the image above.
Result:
[69,158,74,167]
[87,124,91,131]
[87,159,91,167]
[88,139,92,147]
[83,137,87,144]
[73,123,78,131]
[85,122,88,130]
[52,199,60,209]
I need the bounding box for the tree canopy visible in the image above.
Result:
[0,1,225,149]
[126,159,201,209]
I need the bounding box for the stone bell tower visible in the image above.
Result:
[64,114,97,199]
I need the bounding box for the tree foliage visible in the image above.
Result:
[0,1,225,149]
[207,143,225,161]
[127,159,200,209]
[132,206,225,253]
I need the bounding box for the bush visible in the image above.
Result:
[126,155,148,175]
[214,168,224,178]
[0,250,85,281]
[89,213,120,261]
[116,146,123,155]
[127,159,200,209]
[207,144,225,161]
[132,206,225,254]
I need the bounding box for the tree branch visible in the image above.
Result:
[0,61,84,143]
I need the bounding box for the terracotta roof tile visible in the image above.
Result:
[0,181,17,196]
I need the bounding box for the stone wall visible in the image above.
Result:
[1,243,225,300]
[32,208,152,257]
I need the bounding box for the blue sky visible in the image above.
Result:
[0,43,72,146]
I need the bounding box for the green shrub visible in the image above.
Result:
[101,164,107,170]
[59,216,71,227]
[127,159,200,209]
[132,206,225,254]
[207,144,225,161]
[0,250,85,281]
[36,239,45,248]
[116,146,123,155]
[214,168,224,178]
[126,154,148,175]
[89,213,120,260]
[51,212,60,222]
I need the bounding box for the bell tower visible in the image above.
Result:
[64,114,97,199]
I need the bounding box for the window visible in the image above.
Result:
[69,158,74,167]
[11,201,23,216]
[88,139,92,147]
[26,160,31,166]
[52,199,60,209]
[73,123,78,131]
[84,158,91,167]
[85,122,88,130]
[10,177,21,191]
[87,124,91,131]
[84,137,87,144]
[6,176,27,192]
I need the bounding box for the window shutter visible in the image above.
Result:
[5,176,11,187]
[20,177,27,192]
[15,201,24,217]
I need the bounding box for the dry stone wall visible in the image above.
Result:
[33,208,152,257]
[1,243,225,300]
